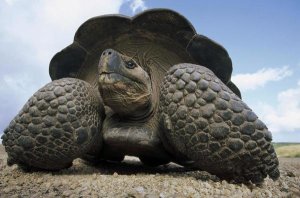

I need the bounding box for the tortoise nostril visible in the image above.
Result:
[102,52,106,55]
[108,51,112,55]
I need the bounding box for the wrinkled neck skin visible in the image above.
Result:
[98,49,154,121]
[96,49,170,160]
[100,81,154,121]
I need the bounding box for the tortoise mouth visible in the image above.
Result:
[99,72,136,84]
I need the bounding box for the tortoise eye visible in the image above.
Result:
[125,60,136,69]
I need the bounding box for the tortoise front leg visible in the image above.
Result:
[1,78,104,170]
[159,63,279,183]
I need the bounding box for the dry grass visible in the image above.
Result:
[275,144,300,158]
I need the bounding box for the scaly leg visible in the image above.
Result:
[1,78,104,170]
[159,64,279,183]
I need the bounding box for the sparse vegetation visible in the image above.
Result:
[273,143,300,158]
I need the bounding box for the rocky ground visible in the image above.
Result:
[0,145,299,198]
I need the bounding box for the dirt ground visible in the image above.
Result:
[0,145,299,198]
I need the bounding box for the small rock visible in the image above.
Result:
[36,178,43,184]
[53,180,62,187]
[286,171,295,177]
[159,192,166,198]
[15,186,21,191]
[221,180,227,185]
[223,189,230,196]
[280,181,289,192]
[113,172,118,177]
[265,190,273,197]
[45,182,51,190]
[63,190,72,197]
[135,186,145,194]
[145,193,159,198]
[126,192,137,198]
[3,187,12,193]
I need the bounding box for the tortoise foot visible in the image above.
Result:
[1,78,104,170]
[159,64,279,183]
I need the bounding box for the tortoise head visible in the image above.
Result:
[98,49,153,119]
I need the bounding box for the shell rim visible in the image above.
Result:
[49,8,233,84]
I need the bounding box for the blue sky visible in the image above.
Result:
[0,0,299,142]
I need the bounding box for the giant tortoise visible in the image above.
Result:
[1,9,279,184]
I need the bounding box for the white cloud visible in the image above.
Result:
[1,74,40,95]
[0,0,147,134]
[232,66,293,92]
[2,0,125,67]
[4,0,18,6]
[257,80,300,133]
[129,0,147,13]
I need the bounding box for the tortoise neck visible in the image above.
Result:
[118,99,155,122]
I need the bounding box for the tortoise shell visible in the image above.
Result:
[49,8,239,96]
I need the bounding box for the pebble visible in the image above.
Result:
[45,182,51,189]
[280,181,289,192]
[62,190,72,197]
[0,146,299,197]
[135,186,145,194]
[265,190,273,197]
[3,187,12,193]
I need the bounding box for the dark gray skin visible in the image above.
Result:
[98,49,153,118]
[1,49,279,183]
[1,78,104,170]
[93,49,172,165]
[159,64,279,183]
